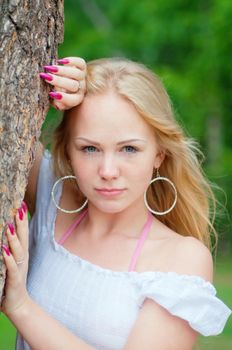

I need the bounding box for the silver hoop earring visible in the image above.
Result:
[144,170,177,216]
[51,175,88,214]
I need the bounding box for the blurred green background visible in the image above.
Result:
[1,0,231,348]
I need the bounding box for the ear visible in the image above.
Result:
[154,151,165,169]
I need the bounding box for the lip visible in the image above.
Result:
[95,188,126,197]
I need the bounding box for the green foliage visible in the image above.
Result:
[0,315,16,349]
[52,0,232,250]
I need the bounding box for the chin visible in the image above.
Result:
[91,202,128,214]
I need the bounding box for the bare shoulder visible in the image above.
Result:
[145,221,214,283]
[173,235,214,282]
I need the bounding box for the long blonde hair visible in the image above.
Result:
[53,57,218,252]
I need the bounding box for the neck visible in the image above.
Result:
[83,199,152,240]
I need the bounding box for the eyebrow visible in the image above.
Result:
[74,137,147,145]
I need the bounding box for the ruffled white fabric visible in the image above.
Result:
[138,271,232,336]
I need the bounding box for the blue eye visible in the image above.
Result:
[83,146,98,153]
[123,146,137,153]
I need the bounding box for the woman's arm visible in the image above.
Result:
[123,237,214,350]
[9,297,94,350]
[124,299,197,350]
[1,206,94,350]
[24,57,86,216]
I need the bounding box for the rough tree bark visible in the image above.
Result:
[0,0,64,301]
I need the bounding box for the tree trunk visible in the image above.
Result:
[0,0,64,301]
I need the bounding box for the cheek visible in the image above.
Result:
[70,155,88,177]
[129,163,154,192]
[71,157,99,192]
[73,167,91,195]
[74,164,91,182]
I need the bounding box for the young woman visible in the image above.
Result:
[1,57,231,350]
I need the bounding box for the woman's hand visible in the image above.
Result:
[39,57,87,111]
[0,203,94,349]
[1,202,30,318]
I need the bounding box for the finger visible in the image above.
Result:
[56,57,86,71]
[6,227,25,266]
[15,202,29,251]
[2,245,20,284]
[40,73,80,93]
[53,79,86,95]
[49,88,85,109]
[2,245,30,316]
[43,65,85,80]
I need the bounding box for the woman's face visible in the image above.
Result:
[68,92,164,213]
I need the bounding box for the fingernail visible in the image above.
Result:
[8,223,15,235]
[21,201,27,214]
[39,73,53,81]
[57,58,69,64]
[18,207,24,221]
[49,92,63,100]
[44,65,59,73]
[2,244,11,256]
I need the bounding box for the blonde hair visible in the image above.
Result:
[53,57,218,252]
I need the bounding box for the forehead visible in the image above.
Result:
[70,92,155,140]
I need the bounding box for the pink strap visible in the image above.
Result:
[58,209,88,245]
[128,213,153,272]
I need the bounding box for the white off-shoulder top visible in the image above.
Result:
[16,150,232,350]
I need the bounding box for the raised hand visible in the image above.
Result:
[39,57,87,111]
[1,202,30,317]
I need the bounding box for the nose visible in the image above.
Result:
[98,154,120,180]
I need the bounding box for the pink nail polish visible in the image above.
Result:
[44,65,59,73]
[39,73,53,81]
[57,58,70,64]
[18,207,24,221]
[21,201,27,214]
[49,92,63,100]
[2,244,11,256]
[8,223,15,235]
